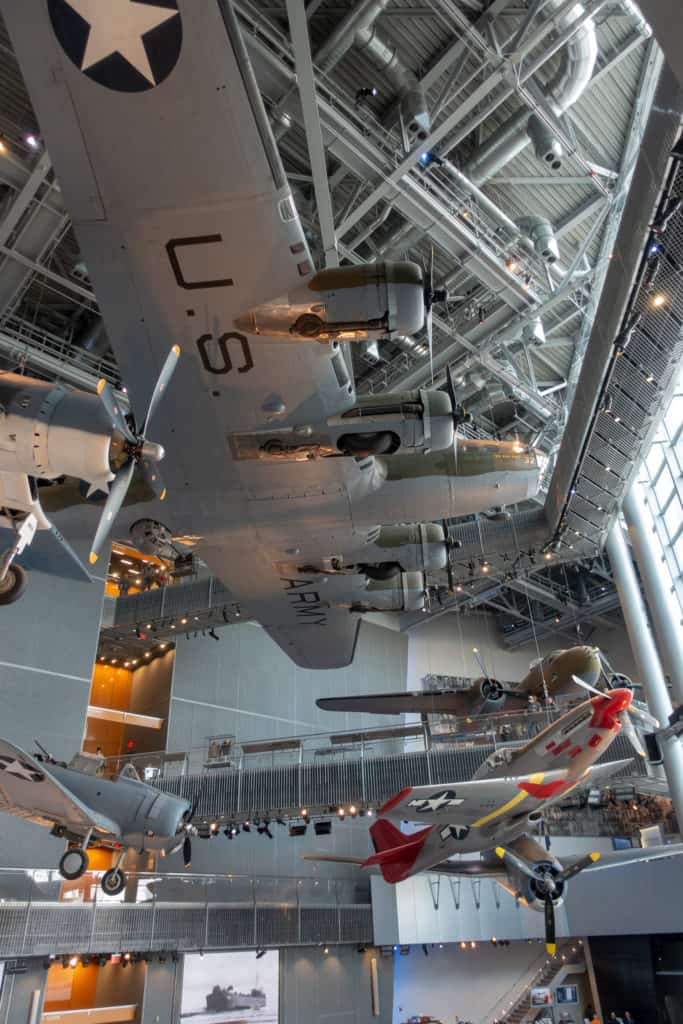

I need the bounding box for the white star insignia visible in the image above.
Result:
[1,759,41,782]
[65,0,178,85]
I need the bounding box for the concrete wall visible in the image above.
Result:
[123,649,174,754]
[0,959,46,1024]
[0,527,106,869]
[167,618,408,752]
[281,945,394,1024]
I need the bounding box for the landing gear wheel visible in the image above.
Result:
[59,848,89,880]
[0,564,27,605]
[101,868,126,896]
[338,432,399,456]
[363,562,401,581]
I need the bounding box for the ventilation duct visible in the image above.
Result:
[354,26,430,137]
[527,114,563,169]
[522,317,547,347]
[516,216,560,264]
[464,1,597,184]
[315,0,430,137]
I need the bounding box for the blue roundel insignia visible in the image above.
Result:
[48,0,182,93]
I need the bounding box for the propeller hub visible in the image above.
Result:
[140,440,165,463]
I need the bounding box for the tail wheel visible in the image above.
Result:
[59,848,89,880]
[101,868,126,896]
[338,432,399,456]
[0,564,27,605]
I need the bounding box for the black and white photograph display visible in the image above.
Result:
[181,950,279,1022]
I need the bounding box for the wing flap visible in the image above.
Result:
[264,614,361,670]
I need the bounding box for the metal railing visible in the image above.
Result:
[0,869,371,958]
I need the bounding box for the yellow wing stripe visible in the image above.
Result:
[471,773,545,828]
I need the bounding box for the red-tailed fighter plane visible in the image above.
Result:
[306,681,683,952]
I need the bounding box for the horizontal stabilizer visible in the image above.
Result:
[363,821,432,883]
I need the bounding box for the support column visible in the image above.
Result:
[623,481,683,704]
[285,0,338,269]
[0,959,47,1024]
[606,522,683,826]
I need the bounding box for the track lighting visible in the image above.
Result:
[355,85,378,103]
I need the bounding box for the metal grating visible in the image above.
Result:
[0,899,371,958]
[157,734,645,821]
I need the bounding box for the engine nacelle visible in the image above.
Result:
[329,390,454,455]
[304,570,426,613]
[502,858,566,913]
[0,374,114,492]
[235,261,425,342]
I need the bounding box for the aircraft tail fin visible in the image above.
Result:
[363,820,432,883]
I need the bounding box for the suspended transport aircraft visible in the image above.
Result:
[1,1,542,666]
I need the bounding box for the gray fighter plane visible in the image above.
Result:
[2,1,543,667]
[0,739,194,895]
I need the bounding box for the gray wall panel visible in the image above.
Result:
[281,945,394,1024]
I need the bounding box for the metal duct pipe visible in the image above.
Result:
[354,26,430,137]
[464,1,597,184]
[527,114,563,169]
[315,0,390,72]
[516,215,560,264]
[315,0,429,137]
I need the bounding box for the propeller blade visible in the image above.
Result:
[571,674,605,699]
[183,834,192,869]
[426,308,434,384]
[494,846,538,881]
[164,838,184,858]
[628,703,659,729]
[472,648,489,679]
[619,711,647,757]
[557,851,600,883]
[142,344,180,437]
[89,459,136,564]
[544,892,556,955]
[140,458,167,501]
[96,379,136,444]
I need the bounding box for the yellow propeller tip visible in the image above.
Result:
[96,378,107,394]
[172,344,180,355]
[547,943,556,956]
[494,846,506,860]
[89,552,98,565]
[590,852,600,862]
[160,488,167,501]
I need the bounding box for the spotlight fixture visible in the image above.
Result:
[355,85,378,103]
[323,946,329,955]
[69,956,78,968]
[255,949,267,959]
[505,257,519,273]
[338,807,345,819]
[257,819,273,839]
[349,805,357,817]
[314,820,332,836]
[422,944,429,957]
[0,137,7,155]
[418,150,443,169]
[652,292,667,308]
[25,132,40,149]
[460,941,467,950]
[208,628,219,641]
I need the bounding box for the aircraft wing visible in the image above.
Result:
[0,739,118,836]
[317,689,480,716]
[378,769,576,826]
[2,1,363,669]
[567,843,683,873]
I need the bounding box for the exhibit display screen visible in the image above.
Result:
[181,950,279,1022]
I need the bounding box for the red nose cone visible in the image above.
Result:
[590,687,633,729]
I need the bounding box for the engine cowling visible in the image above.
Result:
[503,857,566,913]
[330,389,454,456]
[235,261,425,342]
[0,374,115,492]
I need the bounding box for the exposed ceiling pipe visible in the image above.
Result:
[315,0,430,137]
[464,1,598,184]
[516,215,560,264]
[353,26,430,138]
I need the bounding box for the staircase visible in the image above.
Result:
[483,940,586,1024]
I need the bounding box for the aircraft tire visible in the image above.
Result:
[101,868,126,896]
[0,565,27,605]
[59,848,89,880]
